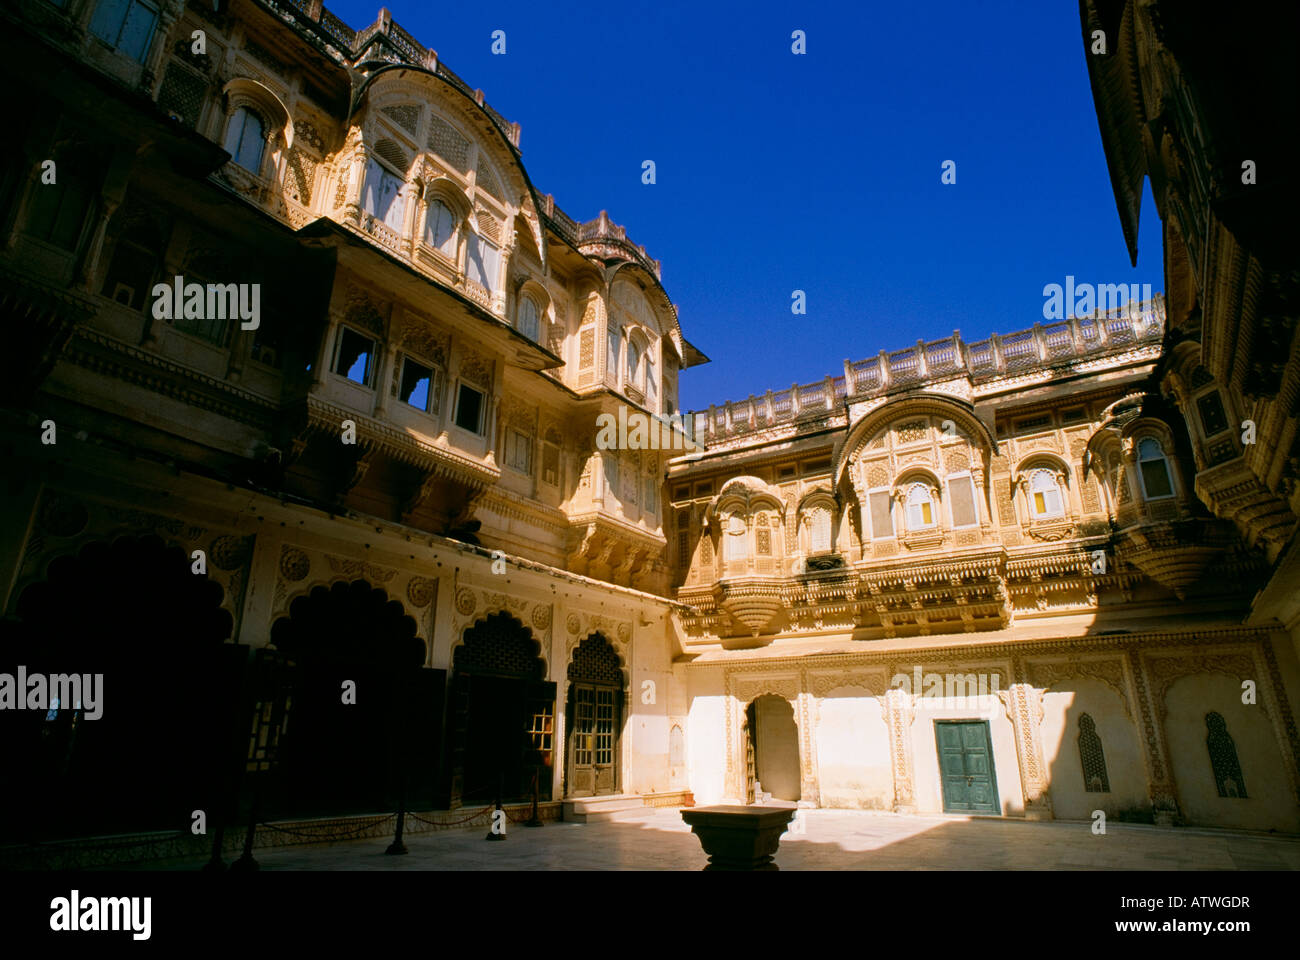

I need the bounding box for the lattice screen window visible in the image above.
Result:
[475,155,504,201]
[572,687,594,765]
[1077,713,1110,792]
[381,104,420,134]
[947,473,978,527]
[1206,712,1247,798]
[809,507,831,553]
[595,689,615,765]
[427,114,470,170]
[157,60,207,129]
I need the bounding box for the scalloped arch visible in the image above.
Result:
[834,394,997,491]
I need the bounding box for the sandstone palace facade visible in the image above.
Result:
[0,0,1296,853]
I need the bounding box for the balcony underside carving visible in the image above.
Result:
[566,514,666,589]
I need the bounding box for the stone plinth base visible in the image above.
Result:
[680,805,796,871]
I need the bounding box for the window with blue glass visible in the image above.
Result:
[89,0,160,63]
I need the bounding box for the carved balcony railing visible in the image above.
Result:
[688,296,1166,442]
[575,210,662,279]
[359,212,403,255]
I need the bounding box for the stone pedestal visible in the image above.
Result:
[680,805,796,871]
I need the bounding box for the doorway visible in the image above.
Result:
[446,612,553,807]
[565,633,625,797]
[744,695,801,802]
[935,720,999,813]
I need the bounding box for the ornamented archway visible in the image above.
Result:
[447,611,554,807]
[744,695,802,803]
[5,535,237,841]
[269,579,429,818]
[565,633,625,798]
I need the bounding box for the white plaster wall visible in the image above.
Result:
[910,701,1024,816]
[1038,681,1147,820]
[687,669,727,804]
[1164,674,1300,833]
[626,618,674,794]
[814,692,893,809]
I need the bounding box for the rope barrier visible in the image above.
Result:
[406,804,495,828]
[256,813,394,840]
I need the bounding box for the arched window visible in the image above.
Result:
[517,296,540,342]
[223,107,266,174]
[723,514,748,562]
[645,350,658,412]
[1027,469,1065,519]
[626,337,643,389]
[1137,437,1174,500]
[807,506,832,554]
[905,483,936,530]
[466,231,500,292]
[363,157,406,231]
[424,198,457,256]
[606,324,621,380]
[1077,714,1109,793]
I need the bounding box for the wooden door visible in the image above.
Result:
[566,681,619,796]
[935,720,999,813]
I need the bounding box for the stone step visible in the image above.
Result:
[563,794,646,823]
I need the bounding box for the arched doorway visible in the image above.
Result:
[446,612,553,807]
[269,579,430,818]
[4,535,238,841]
[565,633,625,797]
[744,695,801,802]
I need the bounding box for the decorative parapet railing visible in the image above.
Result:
[689,296,1166,442]
[540,194,580,245]
[537,201,661,279]
[267,2,520,148]
[575,211,662,279]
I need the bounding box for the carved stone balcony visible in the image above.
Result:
[1115,517,1238,599]
[713,577,785,638]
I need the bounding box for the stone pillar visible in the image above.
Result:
[796,682,819,806]
[371,343,393,418]
[342,145,368,227]
[78,148,132,292]
[1001,683,1054,820]
[551,601,570,801]
[884,688,916,813]
[235,531,283,649]
[1123,649,1180,823]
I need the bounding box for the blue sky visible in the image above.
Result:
[327,0,1163,410]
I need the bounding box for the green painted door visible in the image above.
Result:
[935,720,999,813]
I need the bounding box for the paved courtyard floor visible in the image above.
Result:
[134,809,1300,870]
